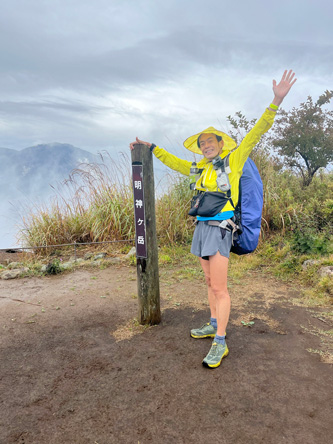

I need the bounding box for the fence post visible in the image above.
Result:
[131,144,161,325]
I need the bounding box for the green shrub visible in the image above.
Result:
[277,255,300,274]
[291,230,332,255]
[45,259,62,275]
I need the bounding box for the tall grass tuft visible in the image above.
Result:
[155,174,194,245]
[19,153,135,249]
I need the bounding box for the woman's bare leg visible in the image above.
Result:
[208,252,230,336]
[199,253,230,336]
[199,257,216,319]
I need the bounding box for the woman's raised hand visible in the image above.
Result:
[129,137,152,151]
[272,70,297,106]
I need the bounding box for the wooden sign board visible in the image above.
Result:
[132,163,147,258]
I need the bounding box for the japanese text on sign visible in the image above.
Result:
[132,164,147,258]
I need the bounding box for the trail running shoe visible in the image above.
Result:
[190,322,217,339]
[202,341,229,368]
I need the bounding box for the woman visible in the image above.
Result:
[130,70,296,368]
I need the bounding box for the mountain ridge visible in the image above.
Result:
[0,143,100,198]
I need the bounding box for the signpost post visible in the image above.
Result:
[131,144,161,325]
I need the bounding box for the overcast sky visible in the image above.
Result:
[1,0,333,158]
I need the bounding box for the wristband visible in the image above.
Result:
[150,143,156,152]
[269,103,279,110]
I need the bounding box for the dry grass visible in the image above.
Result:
[111,318,155,342]
[19,154,135,250]
[303,323,333,364]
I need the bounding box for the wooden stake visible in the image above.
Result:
[131,144,161,325]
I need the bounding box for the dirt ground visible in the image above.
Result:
[0,259,332,444]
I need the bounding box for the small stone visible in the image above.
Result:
[125,247,136,258]
[41,265,47,272]
[78,260,89,266]
[107,257,121,264]
[69,258,84,264]
[93,253,107,260]
[1,269,22,280]
[302,259,321,270]
[319,266,333,278]
[61,262,73,270]
[84,252,94,260]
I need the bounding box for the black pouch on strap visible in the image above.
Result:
[188,191,230,217]
[188,192,205,216]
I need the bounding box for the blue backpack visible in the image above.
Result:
[225,155,263,255]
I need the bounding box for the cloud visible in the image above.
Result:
[0,0,332,152]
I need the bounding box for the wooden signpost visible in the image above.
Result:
[131,145,161,325]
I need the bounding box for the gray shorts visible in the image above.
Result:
[191,221,232,260]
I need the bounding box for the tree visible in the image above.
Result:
[227,111,257,144]
[226,111,283,174]
[271,90,333,186]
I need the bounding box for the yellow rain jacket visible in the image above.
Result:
[153,108,276,214]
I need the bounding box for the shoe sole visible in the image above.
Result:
[190,332,227,339]
[202,348,229,369]
[190,333,216,339]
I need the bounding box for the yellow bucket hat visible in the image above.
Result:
[183,126,237,155]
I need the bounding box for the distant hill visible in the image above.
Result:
[0,143,101,248]
[0,143,99,199]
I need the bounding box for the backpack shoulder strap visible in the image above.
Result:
[224,153,231,173]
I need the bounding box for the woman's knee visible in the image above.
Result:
[211,285,229,300]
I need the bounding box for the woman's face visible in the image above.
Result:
[198,133,224,159]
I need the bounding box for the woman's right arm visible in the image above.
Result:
[130,137,192,176]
